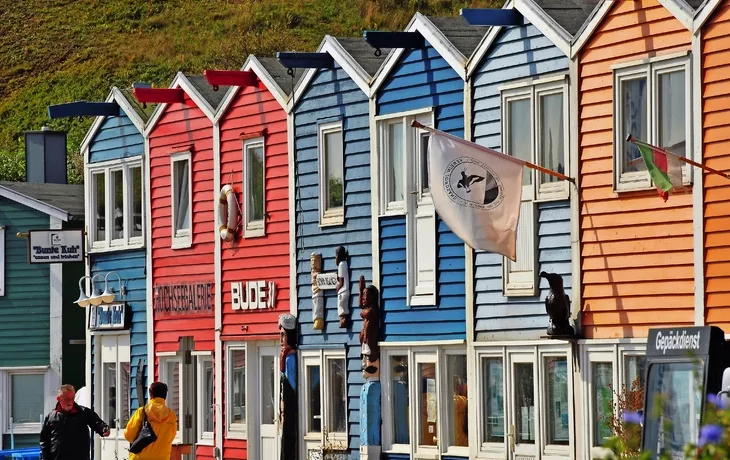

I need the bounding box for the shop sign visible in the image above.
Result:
[88,303,127,331]
[231,281,276,310]
[315,273,338,290]
[154,282,213,316]
[647,326,711,357]
[28,229,84,264]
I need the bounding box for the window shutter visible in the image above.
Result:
[503,201,537,296]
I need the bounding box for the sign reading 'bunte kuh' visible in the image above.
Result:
[231,281,277,310]
[88,303,127,331]
[28,229,84,264]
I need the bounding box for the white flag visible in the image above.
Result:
[428,129,524,261]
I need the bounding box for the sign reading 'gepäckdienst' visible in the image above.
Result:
[28,229,84,264]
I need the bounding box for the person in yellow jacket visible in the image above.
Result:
[124,382,178,460]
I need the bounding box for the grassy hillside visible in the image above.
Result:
[0,0,496,183]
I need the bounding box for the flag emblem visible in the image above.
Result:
[444,157,504,210]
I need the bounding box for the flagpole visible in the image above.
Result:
[411,120,575,184]
[627,134,730,182]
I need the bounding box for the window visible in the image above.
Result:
[318,121,344,226]
[481,357,504,445]
[546,357,569,446]
[171,153,192,248]
[625,355,646,389]
[514,362,535,444]
[592,362,613,446]
[613,54,691,190]
[377,110,436,306]
[500,77,569,297]
[197,356,214,443]
[381,347,468,457]
[226,345,247,438]
[159,356,182,440]
[243,138,265,237]
[301,350,347,450]
[102,362,130,430]
[87,159,144,250]
[0,227,5,296]
[8,373,45,431]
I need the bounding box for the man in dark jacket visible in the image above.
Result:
[40,384,110,460]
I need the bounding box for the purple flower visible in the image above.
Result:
[622,411,643,425]
[708,393,728,410]
[699,424,724,447]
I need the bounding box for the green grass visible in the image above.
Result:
[0,0,497,183]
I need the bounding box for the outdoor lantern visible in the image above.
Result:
[88,273,105,306]
[101,271,122,304]
[74,275,91,308]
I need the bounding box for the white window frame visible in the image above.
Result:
[243,137,266,237]
[300,349,348,453]
[612,54,692,192]
[380,344,468,459]
[2,368,50,435]
[170,152,193,249]
[0,226,5,297]
[196,355,214,444]
[539,349,572,460]
[580,340,647,459]
[376,109,437,306]
[158,355,184,444]
[225,343,247,439]
[318,121,345,227]
[475,349,507,459]
[86,158,145,252]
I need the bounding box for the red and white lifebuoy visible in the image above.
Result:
[218,184,238,242]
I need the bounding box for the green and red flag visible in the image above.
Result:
[635,141,683,202]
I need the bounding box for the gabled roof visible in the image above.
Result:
[0,182,84,221]
[214,55,306,122]
[79,87,151,161]
[467,0,597,77]
[572,0,699,58]
[187,74,230,112]
[292,35,391,104]
[371,12,490,92]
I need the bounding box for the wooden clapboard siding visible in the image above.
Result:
[376,44,466,342]
[578,0,693,338]
[703,1,730,331]
[471,23,571,341]
[149,94,215,358]
[0,198,50,366]
[90,251,147,407]
[294,64,372,454]
[88,114,145,164]
[218,80,290,459]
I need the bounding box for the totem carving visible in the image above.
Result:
[311,253,324,330]
[540,271,575,337]
[279,314,298,460]
[335,246,351,329]
[359,276,381,380]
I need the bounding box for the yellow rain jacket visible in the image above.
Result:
[124,397,178,460]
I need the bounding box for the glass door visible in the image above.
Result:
[415,353,439,457]
[508,352,537,460]
[259,346,280,460]
[98,334,130,460]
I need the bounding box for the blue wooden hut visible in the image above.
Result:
[367,13,488,460]
[78,87,152,460]
[465,1,596,458]
[286,36,389,460]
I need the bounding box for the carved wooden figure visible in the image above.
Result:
[540,271,575,337]
[359,277,381,379]
[335,246,351,329]
[279,314,298,460]
[311,253,324,330]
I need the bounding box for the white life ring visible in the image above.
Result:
[219,184,238,242]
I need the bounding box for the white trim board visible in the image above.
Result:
[213,121,224,456]
[694,0,722,33]
[79,87,148,161]
[370,12,475,94]
[48,216,63,411]
[571,0,695,59]
[692,30,704,325]
[213,55,295,125]
[0,186,69,221]
[292,35,374,106]
[143,72,218,137]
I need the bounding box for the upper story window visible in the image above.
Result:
[613,54,691,191]
[88,159,144,251]
[171,152,192,249]
[243,138,265,237]
[500,76,569,297]
[377,110,435,306]
[318,121,344,227]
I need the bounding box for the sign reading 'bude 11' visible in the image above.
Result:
[231,281,277,310]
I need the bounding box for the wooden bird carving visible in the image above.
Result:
[540,271,575,337]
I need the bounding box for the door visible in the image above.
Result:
[259,346,280,460]
[508,352,538,460]
[98,334,131,460]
